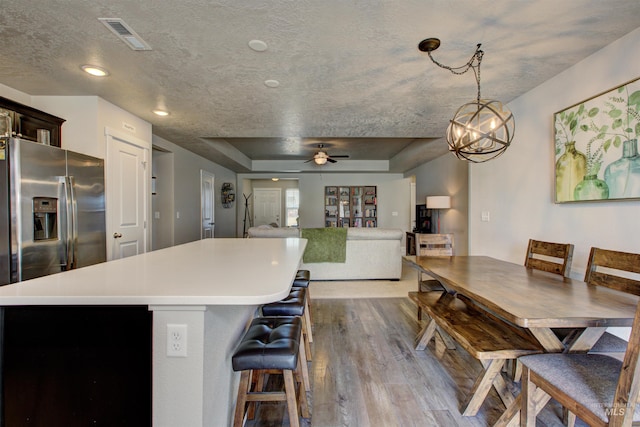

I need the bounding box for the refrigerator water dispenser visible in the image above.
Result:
[33,197,58,241]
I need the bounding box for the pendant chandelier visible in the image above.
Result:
[419,38,515,163]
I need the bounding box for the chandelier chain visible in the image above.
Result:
[428,44,484,102]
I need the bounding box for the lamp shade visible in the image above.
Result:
[426,196,451,209]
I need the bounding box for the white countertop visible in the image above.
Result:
[0,238,307,306]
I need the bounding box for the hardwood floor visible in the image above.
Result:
[243,297,578,427]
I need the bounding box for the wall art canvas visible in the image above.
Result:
[554,77,640,203]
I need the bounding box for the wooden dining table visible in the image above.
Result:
[403,255,639,353]
[404,255,639,426]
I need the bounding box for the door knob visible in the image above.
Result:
[113,232,123,238]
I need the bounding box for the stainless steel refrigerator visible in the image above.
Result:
[0,138,106,285]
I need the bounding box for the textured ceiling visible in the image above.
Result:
[1,1,640,173]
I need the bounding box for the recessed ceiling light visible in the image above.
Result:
[81,65,109,77]
[153,109,169,117]
[248,40,268,52]
[271,177,280,182]
[264,79,280,88]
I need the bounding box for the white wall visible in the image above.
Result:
[0,83,31,105]
[406,153,470,255]
[237,173,412,236]
[469,27,640,278]
[152,135,238,243]
[30,96,153,159]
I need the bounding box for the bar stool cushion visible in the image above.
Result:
[232,316,302,372]
[262,288,306,317]
[293,270,310,288]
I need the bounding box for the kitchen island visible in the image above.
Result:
[0,237,307,426]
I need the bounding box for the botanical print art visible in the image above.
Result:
[554,77,640,203]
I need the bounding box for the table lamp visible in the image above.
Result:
[426,196,451,234]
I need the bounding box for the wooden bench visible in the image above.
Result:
[408,290,544,416]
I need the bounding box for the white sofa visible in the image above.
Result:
[247,225,403,280]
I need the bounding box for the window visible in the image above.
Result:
[285,188,300,227]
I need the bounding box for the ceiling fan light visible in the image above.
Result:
[313,150,329,165]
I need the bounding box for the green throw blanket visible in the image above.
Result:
[301,228,347,263]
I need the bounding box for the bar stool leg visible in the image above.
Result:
[296,356,310,418]
[301,313,313,362]
[303,295,313,343]
[233,370,251,427]
[283,370,301,427]
[297,329,311,392]
[247,369,263,420]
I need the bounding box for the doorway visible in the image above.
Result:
[106,128,149,261]
[201,170,215,238]
[253,188,281,227]
[152,146,174,250]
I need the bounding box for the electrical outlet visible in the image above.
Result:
[167,324,188,357]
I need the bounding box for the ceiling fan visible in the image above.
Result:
[304,144,350,165]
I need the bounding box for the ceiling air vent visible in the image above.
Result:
[98,18,152,51]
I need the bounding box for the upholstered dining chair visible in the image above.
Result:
[523,239,576,346]
[519,299,640,427]
[584,247,640,357]
[585,247,640,296]
[524,239,574,277]
[525,247,640,427]
[416,234,454,321]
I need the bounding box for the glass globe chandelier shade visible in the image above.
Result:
[419,38,516,163]
[446,99,515,163]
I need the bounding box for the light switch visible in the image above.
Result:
[154,211,160,219]
[481,211,490,222]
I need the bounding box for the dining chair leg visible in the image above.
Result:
[562,408,576,427]
[521,365,537,427]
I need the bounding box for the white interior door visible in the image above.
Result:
[106,130,148,261]
[254,188,281,227]
[201,170,215,238]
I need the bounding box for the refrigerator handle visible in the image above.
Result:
[60,176,73,271]
[66,176,78,270]
[58,177,70,270]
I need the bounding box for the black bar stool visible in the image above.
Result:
[292,270,313,344]
[232,316,309,427]
[262,287,311,391]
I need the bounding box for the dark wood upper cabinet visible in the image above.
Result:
[0,96,65,147]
